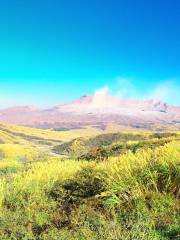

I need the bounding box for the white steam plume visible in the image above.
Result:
[92,78,180,106]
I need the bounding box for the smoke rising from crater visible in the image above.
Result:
[93,78,180,106]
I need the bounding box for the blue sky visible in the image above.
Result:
[0,0,180,107]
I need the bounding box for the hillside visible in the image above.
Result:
[53,132,180,159]
[0,122,179,163]
[0,92,180,131]
[0,131,179,239]
[0,124,179,239]
[0,123,104,145]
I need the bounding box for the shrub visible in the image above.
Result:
[49,166,109,203]
[149,132,178,139]
[78,147,109,161]
[48,166,109,229]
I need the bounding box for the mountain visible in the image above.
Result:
[0,92,179,131]
[0,105,38,114]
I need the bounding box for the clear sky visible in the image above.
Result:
[0,0,180,107]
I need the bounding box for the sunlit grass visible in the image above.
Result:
[0,124,179,239]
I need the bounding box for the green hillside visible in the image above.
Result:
[0,124,179,239]
[53,132,180,159]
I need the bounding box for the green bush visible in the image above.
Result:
[49,166,109,203]
[149,132,178,139]
[78,147,109,161]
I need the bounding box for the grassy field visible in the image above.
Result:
[0,124,179,239]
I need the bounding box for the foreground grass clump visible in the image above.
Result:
[0,141,179,239]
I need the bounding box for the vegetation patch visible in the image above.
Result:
[0,127,179,239]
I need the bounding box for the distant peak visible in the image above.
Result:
[1,105,38,113]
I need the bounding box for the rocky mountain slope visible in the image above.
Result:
[0,92,179,130]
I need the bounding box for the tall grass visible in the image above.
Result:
[0,141,179,239]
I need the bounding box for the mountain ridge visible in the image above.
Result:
[0,93,179,130]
